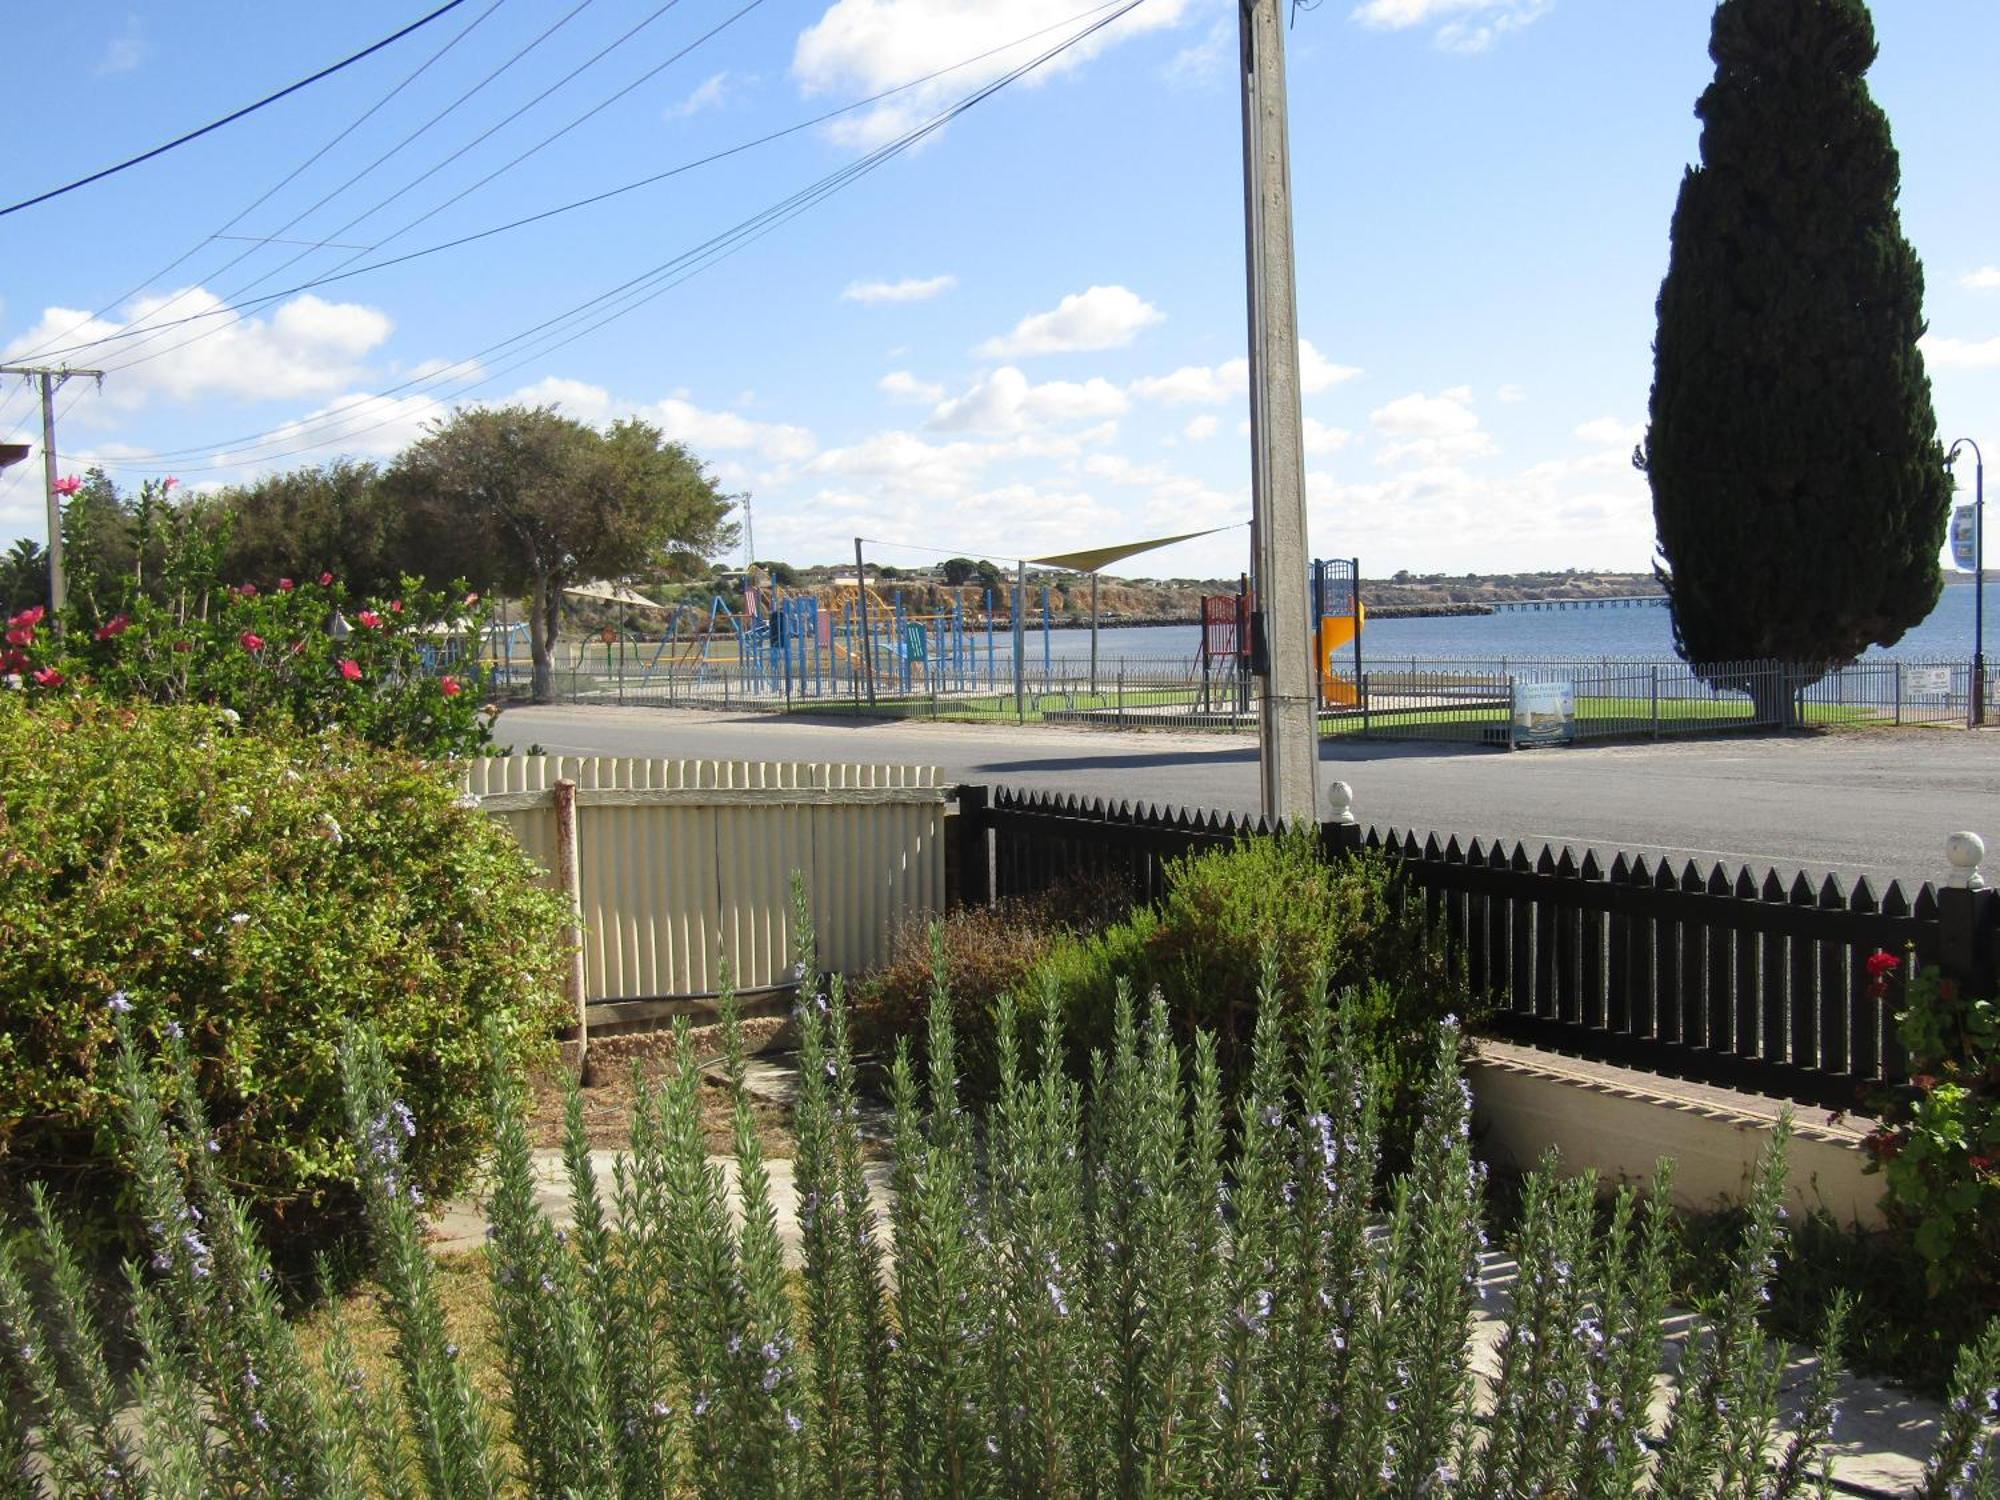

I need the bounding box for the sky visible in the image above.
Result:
[3,0,1998,583]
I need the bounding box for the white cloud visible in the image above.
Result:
[1962,267,2000,291]
[842,274,957,304]
[96,13,145,74]
[2,289,393,407]
[927,366,1128,434]
[649,396,818,463]
[1303,418,1353,456]
[807,430,998,500]
[878,370,944,403]
[1183,414,1219,442]
[793,0,1193,148]
[1164,17,1230,82]
[1129,339,1355,402]
[1573,416,1642,449]
[1368,385,1495,465]
[977,285,1163,357]
[1132,357,1247,405]
[1351,0,1551,53]
[1922,333,2000,371]
[1496,383,1528,403]
[665,71,730,118]
[208,390,443,468]
[507,376,618,423]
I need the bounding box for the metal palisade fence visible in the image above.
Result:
[500,647,1996,739]
[956,787,1999,1112]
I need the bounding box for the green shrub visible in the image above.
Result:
[863,830,1464,1150]
[7,938,1997,1494]
[0,696,569,1256]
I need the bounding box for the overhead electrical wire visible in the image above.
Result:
[31,0,1129,371]
[21,0,613,372]
[0,0,475,219]
[4,0,510,366]
[87,0,1153,475]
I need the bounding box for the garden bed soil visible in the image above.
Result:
[527,1018,794,1155]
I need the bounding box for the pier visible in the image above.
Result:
[1489,595,1669,613]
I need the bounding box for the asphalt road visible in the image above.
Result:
[496,704,2000,891]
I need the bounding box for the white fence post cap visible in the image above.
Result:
[1945,830,1987,890]
[1326,780,1357,826]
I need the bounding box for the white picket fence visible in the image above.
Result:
[462,756,949,1001]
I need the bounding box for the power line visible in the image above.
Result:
[21,0,607,374]
[3,0,508,367]
[86,1,1152,475]
[0,0,475,219]
[28,0,1129,370]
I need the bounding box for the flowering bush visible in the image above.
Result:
[1864,948,2000,1295]
[8,480,495,758]
[0,695,569,1256]
[5,910,1997,1495]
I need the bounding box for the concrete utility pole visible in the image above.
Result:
[0,363,106,614]
[853,537,876,706]
[1238,0,1320,825]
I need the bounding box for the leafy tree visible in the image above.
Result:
[212,457,410,596]
[0,538,47,615]
[387,406,736,701]
[1639,0,1950,720]
[941,556,978,586]
[751,558,799,587]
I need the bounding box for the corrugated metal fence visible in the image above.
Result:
[463,756,948,1000]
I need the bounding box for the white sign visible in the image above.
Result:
[1512,680,1576,746]
[1951,505,1980,573]
[1905,666,1953,697]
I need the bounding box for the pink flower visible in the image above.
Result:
[30,666,63,687]
[439,675,462,697]
[389,600,403,614]
[163,476,180,491]
[277,578,295,592]
[94,614,131,641]
[355,610,383,630]
[339,658,362,682]
[240,631,265,652]
[9,606,45,628]
[319,572,335,587]
[464,592,480,607]
[4,626,32,648]
[52,475,82,497]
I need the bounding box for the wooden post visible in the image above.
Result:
[553,778,590,1078]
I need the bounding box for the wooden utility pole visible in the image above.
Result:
[0,363,105,614]
[1238,0,1320,825]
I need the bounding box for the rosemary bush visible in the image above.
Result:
[2,933,1997,1496]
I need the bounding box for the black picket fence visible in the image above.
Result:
[953,786,2000,1112]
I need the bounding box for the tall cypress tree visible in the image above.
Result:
[1640,0,1950,717]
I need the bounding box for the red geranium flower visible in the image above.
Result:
[389,600,403,614]
[240,632,266,652]
[1865,950,1900,979]
[356,610,383,630]
[440,675,462,697]
[94,614,131,641]
[339,658,362,682]
[278,578,295,592]
[30,666,63,687]
[51,475,82,497]
[4,626,32,648]
[237,583,258,598]
[9,606,45,628]
[1,648,25,673]
[319,571,335,587]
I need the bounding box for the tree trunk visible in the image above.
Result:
[529,566,555,704]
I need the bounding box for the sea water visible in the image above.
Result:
[1037,578,1990,666]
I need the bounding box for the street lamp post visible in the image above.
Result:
[1948,439,1985,727]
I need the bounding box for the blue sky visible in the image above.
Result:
[4,0,1998,581]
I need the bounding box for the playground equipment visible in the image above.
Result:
[1314,557,1364,708]
[1201,558,1365,713]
